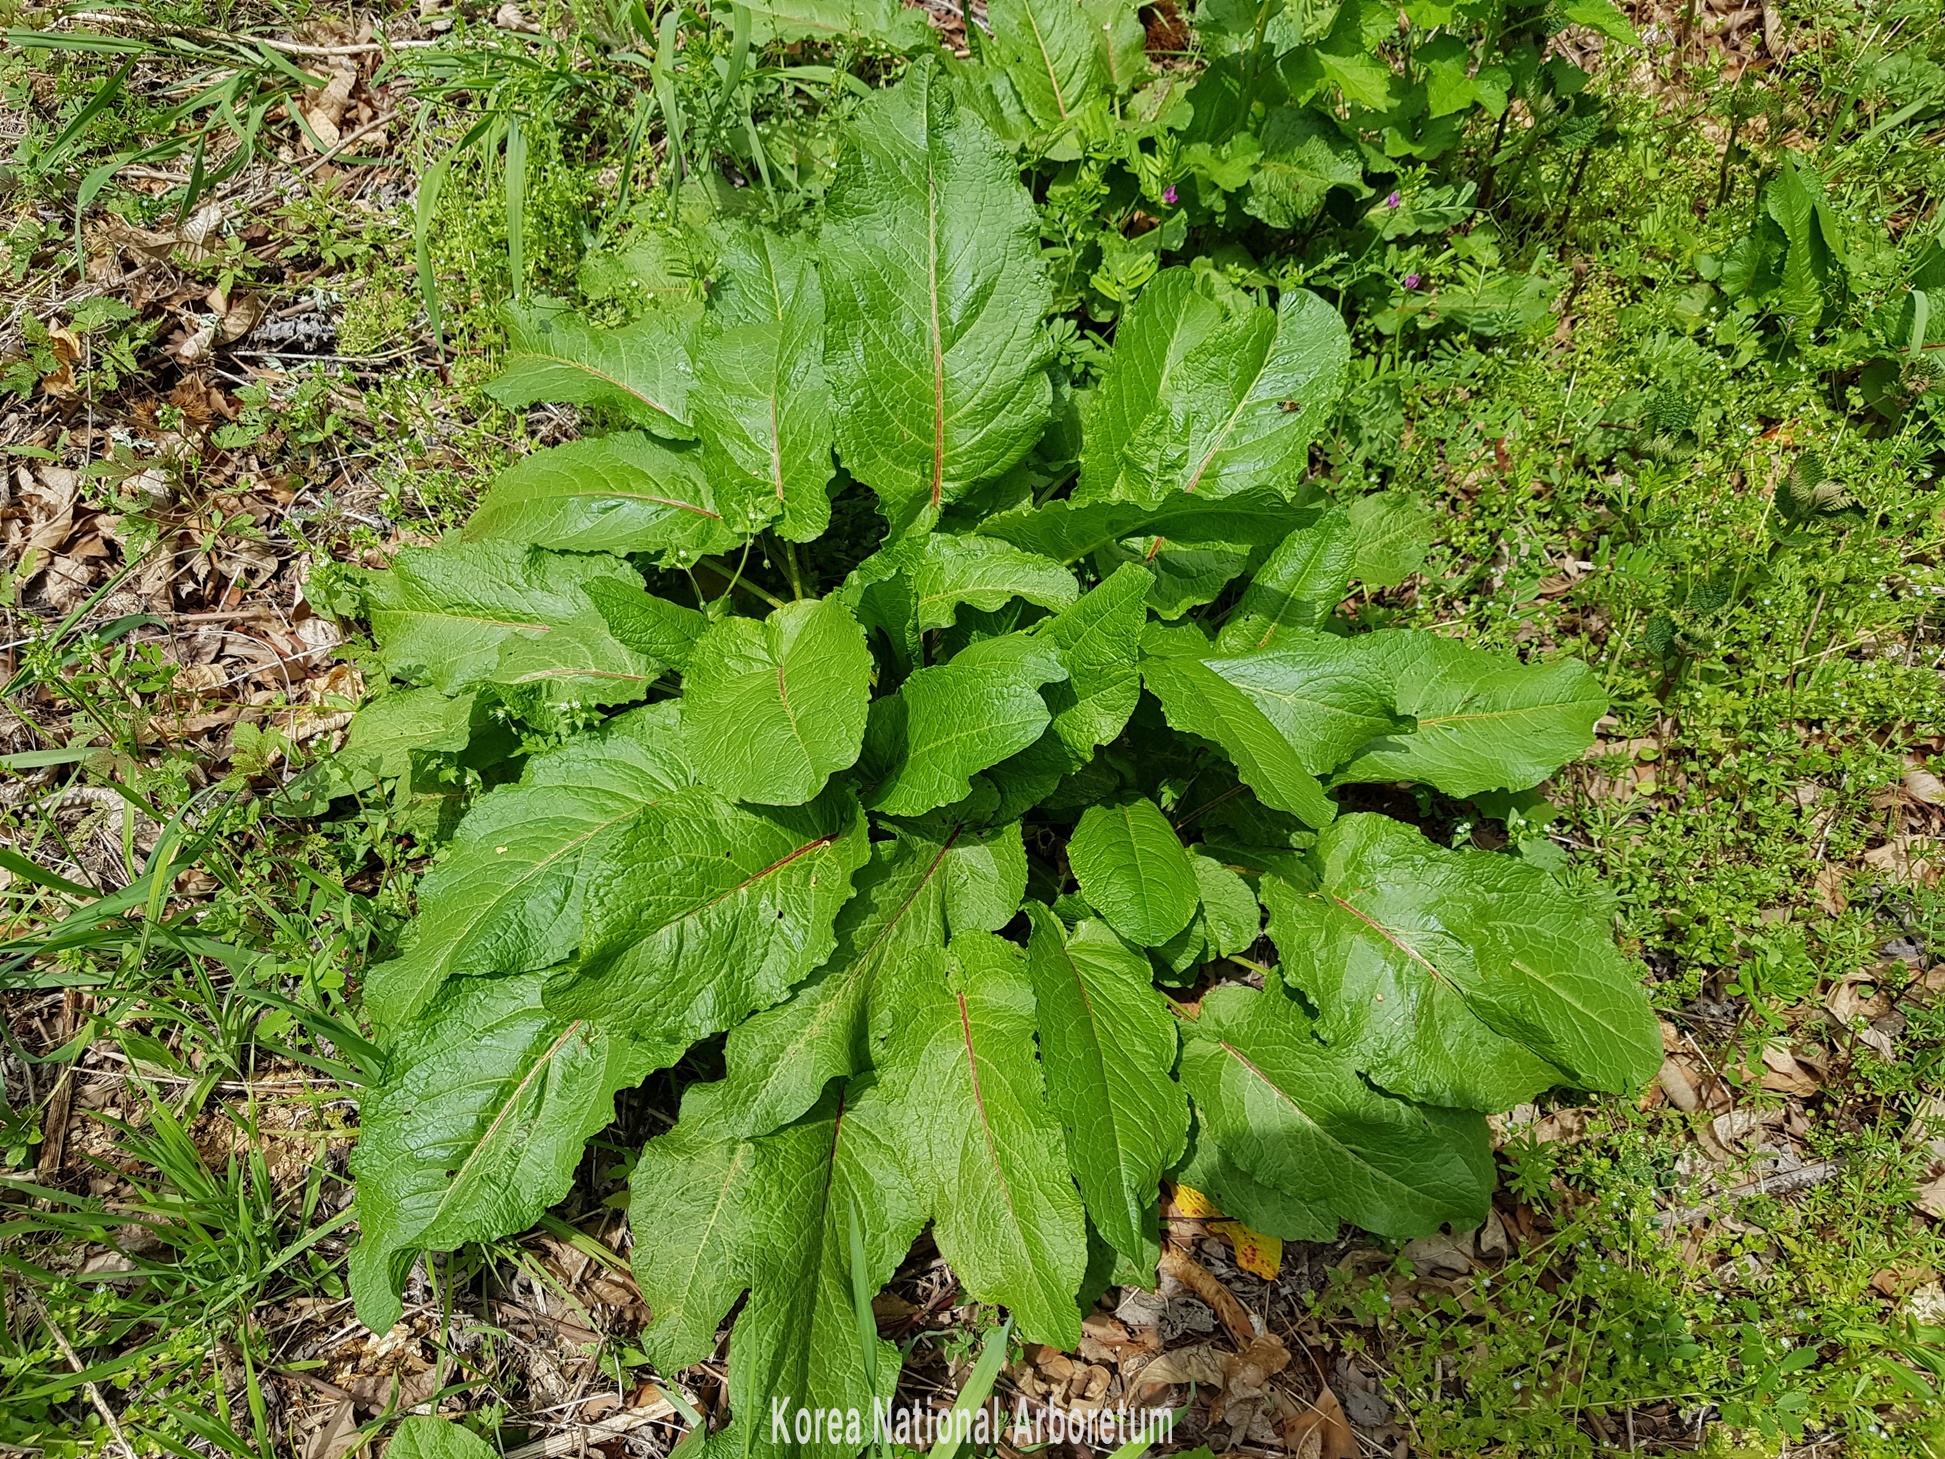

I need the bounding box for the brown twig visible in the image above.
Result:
[18,1291,137,1459]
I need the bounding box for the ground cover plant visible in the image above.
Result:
[3,0,1945,1454]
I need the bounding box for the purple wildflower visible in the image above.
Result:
[1385,191,1401,209]
[1402,273,1422,290]
[1163,184,1178,204]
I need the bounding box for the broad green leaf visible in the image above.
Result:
[693,226,835,542]
[544,784,869,1047]
[879,931,1088,1345]
[1140,627,1401,827]
[1096,536,1259,619]
[364,705,693,1028]
[1040,562,1149,763]
[1217,504,1355,653]
[1556,0,1639,45]
[1079,269,1349,506]
[1245,107,1364,229]
[388,1419,500,1459]
[986,0,1108,131]
[583,579,709,672]
[913,534,1078,631]
[630,1083,924,1459]
[1024,907,1187,1274]
[680,812,1026,1141]
[464,433,739,563]
[978,485,1308,564]
[286,686,481,814]
[1334,633,1606,796]
[488,609,664,709]
[489,301,694,437]
[822,62,1054,524]
[350,972,640,1333]
[1172,1120,1334,1242]
[740,0,932,46]
[1142,648,1331,826]
[1081,0,1146,94]
[1068,798,1199,946]
[1347,490,1434,589]
[1263,813,1662,1109]
[1177,984,1495,1238]
[682,597,873,805]
[865,632,1068,816]
[361,541,653,698]
[1190,852,1261,956]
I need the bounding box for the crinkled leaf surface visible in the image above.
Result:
[544,784,869,1047]
[361,541,650,697]
[583,580,709,671]
[388,1419,499,1459]
[985,0,1109,131]
[1245,106,1365,229]
[1264,813,1663,1109]
[350,972,639,1333]
[679,812,1025,1142]
[1346,490,1434,589]
[489,302,695,437]
[879,931,1087,1345]
[1079,269,1348,505]
[865,632,1067,816]
[1172,1120,1335,1242]
[1139,634,1335,827]
[630,1083,923,1459]
[913,534,1078,631]
[464,433,739,562]
[1068,798,1199,946]
[1177,984,1495,1238]
[1217,505,1355,653]
[1040,562,1149,763]
[741,0,932,45]
[682,596,873,805]
[365,705,693,1028]
[822,61,1053,523]
[1190,852,1261,956]
[1024,907,1186,1274]
[693,226,835,541]
[1335,632,1606,796]
[978,485,1308,565]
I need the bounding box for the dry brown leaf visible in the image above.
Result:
[1758,1042,1819,1096]
[1917,1172,1945,1221]
[1134,1344,1227,1388]
[298,1398,360,1459]
[304,65,358,150]
[220,293,265,343]
[1863,836,1942,884]
[1827,969,1896,1024]
[1401,1231,1472,1276]
[1656,1056,1701,1112]
[1813,864,1848,916]
[1910,1097,1945,1165]
[1903,759,1945,806]
[1282,1386,1356,1459]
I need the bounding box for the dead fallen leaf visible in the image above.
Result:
[1758,1042,1819,1097]
[1863,836,1942,884]
[304,64,358,150]
[1903,759,1945,806]
[1917,1172,1945,1221]
[1282,1386,1356,1459]
[1134,1343,1227,1388]
[1169,1181,1224,1219]
[299,1399,360,1459]
[1401,1230,1472,1277]
[1657,1056,1701,1112]
[1209,1219,1282,1279]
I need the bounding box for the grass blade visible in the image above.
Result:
[505,115,528,300]
[928,1315,1012,1459]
